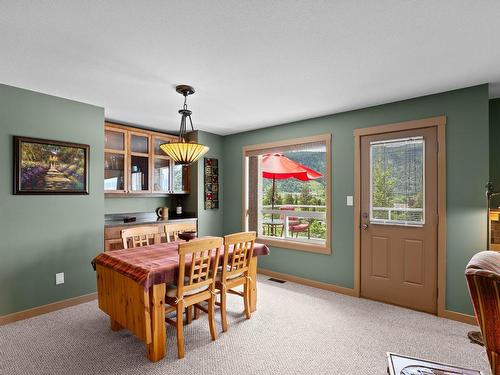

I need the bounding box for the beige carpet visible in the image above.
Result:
[0,275,491,374]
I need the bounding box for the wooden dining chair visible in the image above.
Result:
[164,222,196,243]
[121,226,160,249]
[164,237,222,359]
[214,231,256,332]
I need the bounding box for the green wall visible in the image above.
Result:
[185,130,224,236]
[489,98,500,207]
[0,83,489,317]
[197,131,224,236]
[0,84,104,316]
[222,85,489,315]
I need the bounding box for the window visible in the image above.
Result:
[243,134,331,254]
[370,137,424,226]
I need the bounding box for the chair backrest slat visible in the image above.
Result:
[121,226,160,249]
[176,237,222,298]
[223,232,256,279]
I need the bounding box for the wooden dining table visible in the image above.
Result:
[91,240,270,362]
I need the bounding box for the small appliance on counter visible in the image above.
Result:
[155,206,169,220]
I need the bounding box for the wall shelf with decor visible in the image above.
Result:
[104,122,190,197]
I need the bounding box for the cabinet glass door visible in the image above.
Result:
[154,137,172,156]
[104,153,125,191]
[130,156,149,191]
[104,127,127,193]
[153,158,171,192]
[129,132,150,193]
[105,130,125,151]
[131,134,149,153]
[173,163,189,193]
[153,136,174,193]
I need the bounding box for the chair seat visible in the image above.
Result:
[216,271,244,282]
[290,223,309,232]
[216,266,244,281]
[166,277,209,298]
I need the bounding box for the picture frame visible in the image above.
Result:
[204,157,219,209]
[13,136,90,195]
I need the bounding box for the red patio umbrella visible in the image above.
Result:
[261,153,322,213]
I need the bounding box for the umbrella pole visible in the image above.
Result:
[271,175,276,236]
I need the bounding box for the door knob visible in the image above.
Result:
[362,223,369,230]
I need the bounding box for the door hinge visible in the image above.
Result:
[436,214,439,225]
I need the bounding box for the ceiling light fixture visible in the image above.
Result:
[160,85,209,165]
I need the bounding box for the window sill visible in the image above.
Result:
[256,237,331,255]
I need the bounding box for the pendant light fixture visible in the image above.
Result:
[160,85,209,165]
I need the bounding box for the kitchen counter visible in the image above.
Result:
[104,211,198,251]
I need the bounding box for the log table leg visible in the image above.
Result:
[249,256,258,312]
[96,265,167,362]
[146,283,166,362]
[110,318,123,331]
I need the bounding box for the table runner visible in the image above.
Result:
[92,241,270,290]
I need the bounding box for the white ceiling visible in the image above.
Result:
[1,1,500,135]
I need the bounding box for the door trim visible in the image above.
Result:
[353,116,447,317]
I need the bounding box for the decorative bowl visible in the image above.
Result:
[178,231,197,242]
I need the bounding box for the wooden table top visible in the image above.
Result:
[92,241,270,289]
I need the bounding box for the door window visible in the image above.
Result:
[369,137,424,226]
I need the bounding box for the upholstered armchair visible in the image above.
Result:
[465,251,500,374]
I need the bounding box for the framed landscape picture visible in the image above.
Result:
[14,136,89,195]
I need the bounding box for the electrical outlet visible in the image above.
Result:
[346,195,353,206]
[55,272,64,285]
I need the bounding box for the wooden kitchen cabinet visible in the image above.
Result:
[105,122,190,196]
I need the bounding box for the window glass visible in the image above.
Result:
[370,137,424,226]
[245,140,328,247]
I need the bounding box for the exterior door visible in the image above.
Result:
[360,127,438,314]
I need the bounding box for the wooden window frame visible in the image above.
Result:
[242,134,332,255]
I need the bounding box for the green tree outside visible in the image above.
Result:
[372,159,396,219]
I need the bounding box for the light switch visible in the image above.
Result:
[346,196,353,206]
[55,272,64,285]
